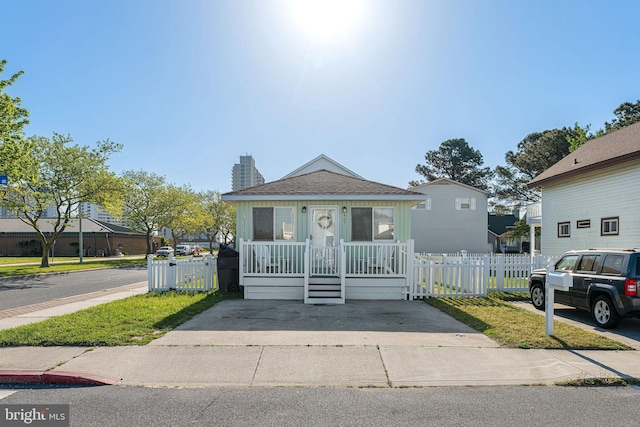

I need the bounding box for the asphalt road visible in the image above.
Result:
[2,385,640,426]
[0,266,147,311]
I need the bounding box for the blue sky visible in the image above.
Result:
[2,0,639,193]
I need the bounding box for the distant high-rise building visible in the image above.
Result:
[79,202,124,226]
[232,154,265,191]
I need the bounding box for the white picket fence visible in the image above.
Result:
[148,254,217,291]
[410,253,558,299]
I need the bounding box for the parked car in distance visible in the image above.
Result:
[529,248,640,329]
[156,246,174,257]
[175,244,193,256]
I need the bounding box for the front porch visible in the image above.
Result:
[239,239,413,303]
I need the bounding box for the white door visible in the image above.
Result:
[309,207,339,275]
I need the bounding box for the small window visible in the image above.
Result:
[413,198,431,210]
[577,255,600,272]
[602,254,624,275]
[455,197,476,210]
[557,222,570,238]
[576,219,591,229]
[555,255,579,271]
[601,217,619,236]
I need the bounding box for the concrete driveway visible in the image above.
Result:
[150,299,499,347]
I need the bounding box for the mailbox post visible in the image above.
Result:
[545,269,573,336]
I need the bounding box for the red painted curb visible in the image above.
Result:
[0,370,117,386]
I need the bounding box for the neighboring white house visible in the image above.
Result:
[527,121,640,257]
[410,178,491,254]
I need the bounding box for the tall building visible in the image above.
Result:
[79,202,124,226]
[232,154,265,191]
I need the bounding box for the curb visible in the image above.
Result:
[0,370,117,386]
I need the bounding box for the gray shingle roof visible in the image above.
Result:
[222,170,424,201]
[528,121,640,188]
[0,218,138,234]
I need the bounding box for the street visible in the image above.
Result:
[0,266,147,311]
[1,385,640,426]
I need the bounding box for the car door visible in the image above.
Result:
[569,254,601,310]
[552,254,579,305]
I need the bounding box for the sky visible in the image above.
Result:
[2,0,639,194]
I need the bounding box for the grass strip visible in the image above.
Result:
[557,377,640,387]
[0,258,147,277]
[0,291,237,346]
[426,291,631,350]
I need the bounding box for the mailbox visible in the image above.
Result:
[546,269,572,291]
[544,268,573,336]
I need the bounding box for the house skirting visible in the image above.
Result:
[242,277,406,301]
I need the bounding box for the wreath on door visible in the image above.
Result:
[316,214,333,230]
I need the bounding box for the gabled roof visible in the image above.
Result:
[222,169,424,202]
[488,213,518,235]
[0,217,139,234]
[528,121,640,188]
[410,177,489,195]
[282,154,363,179]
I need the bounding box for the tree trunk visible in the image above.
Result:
[146,231,153,255]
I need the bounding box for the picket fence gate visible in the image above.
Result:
[409,253,558,299]
[148,254,217,291]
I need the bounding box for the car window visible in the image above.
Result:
[602,255,624,275]
[635,257,640,276]
[576,255,601,272]
[555,255,579,271]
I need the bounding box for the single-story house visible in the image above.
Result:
[221,156,425,303]
[410,178,490,254]
[0,218,151,257]
[527,121,640,256]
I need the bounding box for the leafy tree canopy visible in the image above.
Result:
[492,128,574,208]
[412,138,492,190]
[0,133,122,267]
[0,59,29,145]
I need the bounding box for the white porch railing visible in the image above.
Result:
[239,239,411,278]
[147,254,217,291]
[410,253,558,299]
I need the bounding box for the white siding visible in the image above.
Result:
[540,160,640,256]
[411,182,489,253]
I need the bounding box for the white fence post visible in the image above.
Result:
[406,239,414,300]
[496,255,505,292]
[147,254,154,291]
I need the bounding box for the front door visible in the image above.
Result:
[309,206,339,276]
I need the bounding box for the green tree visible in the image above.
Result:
[120,170,174,255]
[604,100,640,133]
[0,133,122,267]
[164,185,199,250]
[412,138,492,190]
[197,190,236,250]
[493,128,573,208]
[0,59,29,145]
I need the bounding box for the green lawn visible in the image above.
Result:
[0,257,148,277]
[0,291,238,346]
[426,292,631,350]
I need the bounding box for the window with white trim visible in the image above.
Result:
[252,207,296,241]
[413,198,431,210]
[455,197,476,210]
[558,222,570,238]
[601,217,619,236]
[351,207,395,241]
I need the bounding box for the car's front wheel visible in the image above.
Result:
[591,295,621,329]
[530,283,545,311]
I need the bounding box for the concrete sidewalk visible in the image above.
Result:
[1,287,640,388]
